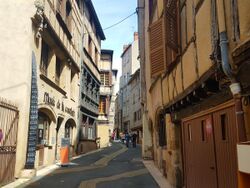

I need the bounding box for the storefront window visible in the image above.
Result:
[88,127,93,139]
[65,123,73,144]
[37,112,50,145]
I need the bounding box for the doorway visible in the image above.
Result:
[182,105,238,188]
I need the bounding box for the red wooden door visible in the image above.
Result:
[183,105,238,188]
[183,115,217,188]
[213,106,238,188]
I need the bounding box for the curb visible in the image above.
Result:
[143,160,173,188]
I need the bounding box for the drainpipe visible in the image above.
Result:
[216,0,246,142]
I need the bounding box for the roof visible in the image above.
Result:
[85,0,105,40]
[101,49,113,68]
[120,44,132,58]
[101,49,113,56]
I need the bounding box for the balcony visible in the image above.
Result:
[81,96,99,115]
[100,86,111,95]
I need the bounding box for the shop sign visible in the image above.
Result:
[25,52,38,169]
[44,92,55,106]
[43,92,75,117]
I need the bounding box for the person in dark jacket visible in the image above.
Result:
[132,133,137,148]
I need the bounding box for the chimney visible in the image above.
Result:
[134,32,138,41]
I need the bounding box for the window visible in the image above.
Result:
[40,41,50,76]
[99,97,106,114]
[95,48,98,65]
[65,0,72,32]
[66,0,72,16]
[158,113,166,147]
[180,4,187,50]
[165,0,179,64]
[70,69,76,99]
[149,0,157,23]
[138,110,141,120]
[220,114,227,140]
[37,112,50,145]
[100,72,110,86]
[82,126,86,138]
[134,112,137,122]
[88,36,92,56]
[55,57,62,85]
[65,123,73,144]
[88,127,93,139]
[201,120,206,141]
[188,123,192,141]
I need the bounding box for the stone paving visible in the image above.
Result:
[21,143,159,188]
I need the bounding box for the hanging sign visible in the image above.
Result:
[25,52,38,169]
[0,129,3,142]
[205,118,213,136]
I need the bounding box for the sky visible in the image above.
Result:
[92,0,138,86]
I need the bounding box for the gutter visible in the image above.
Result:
[216,0,246,142]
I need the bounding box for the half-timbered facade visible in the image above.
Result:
[138,0,250,187]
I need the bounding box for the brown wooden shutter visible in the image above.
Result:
[149,18,166,77]
[165,0,178,52]
[165,0,180,67]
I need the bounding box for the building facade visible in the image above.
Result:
[118,32,140,134]
[109,69,118,138]
[0,0,105,184]
[128,69,142,143]
[77,0,105,154]
[0,0,82,181]
[138,0,250,187]
[96,50,114,148]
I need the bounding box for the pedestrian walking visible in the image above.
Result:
[132,133,137,148]
[125,131,130,148]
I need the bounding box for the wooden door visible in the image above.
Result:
[38,146,44,166]
[0,101,18,186]
[183,115,217,188]
[213,106,238,188]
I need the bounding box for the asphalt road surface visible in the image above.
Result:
[23,143,159,188]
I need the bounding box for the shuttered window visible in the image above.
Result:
[166,0,178,51]
[149,18,166,77]
[165,0,179,66]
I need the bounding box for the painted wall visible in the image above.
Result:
[129,71,142,130]
[0,0,35,177]
[97,125,110,148]
[0,0,82,177]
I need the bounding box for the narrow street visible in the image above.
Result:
[22,143,159,188]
